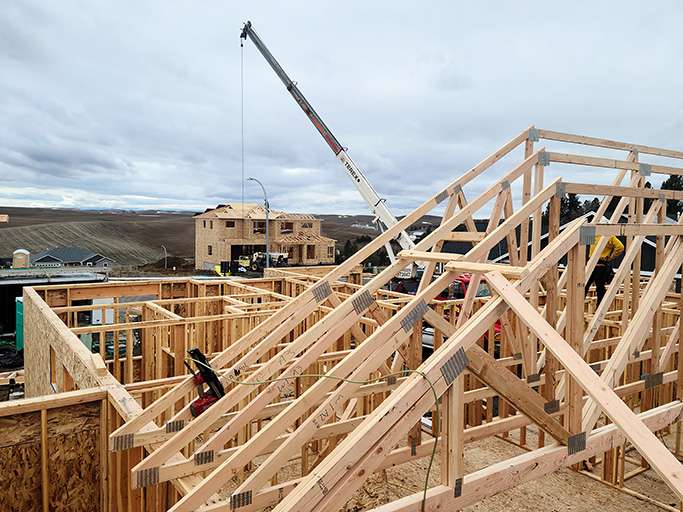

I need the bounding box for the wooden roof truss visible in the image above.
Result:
[110,127,683,511]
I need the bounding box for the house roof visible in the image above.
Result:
[195,203,318,221]
[32,246,113,264]
[277,232,336,244]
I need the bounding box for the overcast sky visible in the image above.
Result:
[1,1,682,215]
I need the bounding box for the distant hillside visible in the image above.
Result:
[0,207,195,265]
[0,207,446,266]
[317,214,442,245]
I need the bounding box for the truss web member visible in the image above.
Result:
[585,235,625,304]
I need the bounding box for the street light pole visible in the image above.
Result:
[161,245,168,270]
[246,177,270,269]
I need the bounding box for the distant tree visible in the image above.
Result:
[661,175,683,219]
[582,198,601,217]
[336,235,389,267]
[560,193,584,224]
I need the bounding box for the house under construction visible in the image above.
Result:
[194,203,336,270]
[4,126,683,512]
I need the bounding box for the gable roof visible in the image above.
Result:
[195,203,318,221]
[33,246,112,264]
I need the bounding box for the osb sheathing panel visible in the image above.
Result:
[0,403,100,512]
[24,288,101,398]
[48,403,100,511]
[0,412,41,509]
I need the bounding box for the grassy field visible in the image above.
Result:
[0,207,441,266]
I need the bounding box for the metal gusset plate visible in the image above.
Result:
[400,299,429,333]
[440,348,469,385]
[312,281,333,303]
[352,289,375,314]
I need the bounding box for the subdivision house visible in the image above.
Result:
[194,203,336,269]
[32,246,115,269]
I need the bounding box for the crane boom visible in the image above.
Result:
[240,21,414,260]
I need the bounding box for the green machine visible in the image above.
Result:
[15,297,23,352]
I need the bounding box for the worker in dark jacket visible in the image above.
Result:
[585,235,624,304]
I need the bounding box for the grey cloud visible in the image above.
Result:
[1,1,683,216]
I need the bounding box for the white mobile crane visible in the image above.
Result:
[240,21,415,264]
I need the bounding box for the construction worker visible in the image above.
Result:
[585,235,624,304]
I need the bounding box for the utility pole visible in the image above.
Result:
[247,177,270,269]
[161,245,168,270]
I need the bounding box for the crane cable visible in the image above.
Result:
[240,36,245,242]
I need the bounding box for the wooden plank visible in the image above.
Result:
[583,236,683,430]
[547,151,683,176]
[485,270,683,501]
[537,128,683,159]
[564,182,683,201]
[263,224,583,512]
[442,231,486,242]
[367,402,683,512]
[40,408,48,512]
[111,130,536,442]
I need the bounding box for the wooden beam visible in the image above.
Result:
[547,152,683,176]
[485,270,683,501]
[367,402,683,512]
[537,128,683,159]
[564,182,683,201]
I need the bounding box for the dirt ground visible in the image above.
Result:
[214,423,679,511]
[337,425,680,511]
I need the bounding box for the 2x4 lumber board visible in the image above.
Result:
[422,308,570,444]
[71,308,280,335]
[485,270,683,501]
[200,439,439,512]
[368,401,683,512]
[594,224,683,237]
[110,288,322,440]
[40,408,48,512]
[113,131,534,445]
[444,260,527,278]
[51,294,246,314]
[564,182,683,201]
[164,272,456,509]
[583,202,662,350]
[132,150,546,487]
[400,250,527,277]
[442,231,486,242]
[267,224,584,511]
[537,173,642,370]
[0,388,107,417]
[538,128,683,160]
[67,283,162,301]
[583,236,683,431]
[547,151,683,176]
